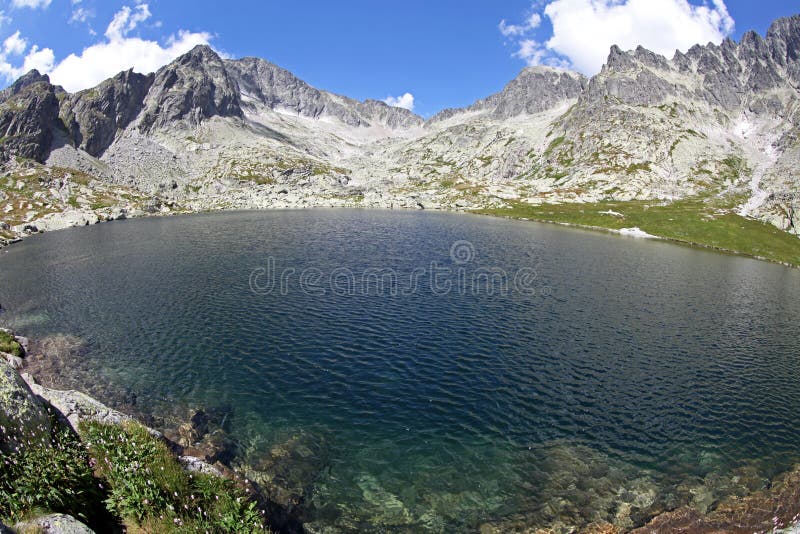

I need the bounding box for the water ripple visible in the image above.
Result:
[1,210,799,531]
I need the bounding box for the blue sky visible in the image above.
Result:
[0,0,797,117]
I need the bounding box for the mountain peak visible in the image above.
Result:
[7,70,51,94]
[137,44,242,131]
[427,64,586,124]
[766,14,800,75]
[175,44,224,67]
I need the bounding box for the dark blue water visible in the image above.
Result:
[1,210,799,531]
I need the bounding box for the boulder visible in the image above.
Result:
[179,455,224,477]
[3,352,24,370]
[0,359,52,454]
[21,373,138,433]
[14,513,94,534]
[240,431,328,507]
[27,210,100,232]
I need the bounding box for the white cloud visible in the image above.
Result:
[0,41,54,81]
[500,0,735,74]
[3,31,26,56]
[383,92,415,111]
[499,13,542,37]
[49,31,212,92]
[10,0,51,9]
[0,3,215,92]
[0,30,54,81]
[19,44,54,73]
[105,3,151,41]
[69,6,93,24]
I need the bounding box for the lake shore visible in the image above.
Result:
[4,326,800,533]
[3,197,800,271]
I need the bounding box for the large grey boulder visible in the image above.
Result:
[22,209,100,233]
[0,359,52,454]
[14,513,94,534]
[21,373,137,433]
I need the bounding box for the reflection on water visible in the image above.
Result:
[1,209,799,531]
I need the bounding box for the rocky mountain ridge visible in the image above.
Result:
[0,14,798,252]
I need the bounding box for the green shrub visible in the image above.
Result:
[0,331,22,357]
[81,421,266,532]
[0,425,103,524]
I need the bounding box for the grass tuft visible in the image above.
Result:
[0,331,22,357]
[81,421,266,532]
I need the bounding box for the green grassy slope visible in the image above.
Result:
[476,198,800,267]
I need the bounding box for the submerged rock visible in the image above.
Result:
[163,407,237,466]
[632,462,800,533]
[239,430,328,518]
[481,441,661,533]
[355,473,415,527]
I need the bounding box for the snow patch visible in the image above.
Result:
[617,227,658,239]
[599,210,624,217]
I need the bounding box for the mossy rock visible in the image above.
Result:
[0,331,22,358]
[14,513,93,534]
[0,359,53,454]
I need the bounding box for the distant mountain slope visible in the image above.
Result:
[0,14,798,256]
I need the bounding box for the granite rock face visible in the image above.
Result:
[428,66,587,124]
[0,358,53,454]
[138,45,243,132]
[62,69,154,156]
[0,70,62,162]
[23,373,137,433]
[225,55,423,129]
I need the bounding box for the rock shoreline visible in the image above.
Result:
[4,330,800,533]
[1,328,308,533]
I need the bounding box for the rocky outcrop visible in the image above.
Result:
[489,67,587,118]
[428,66,587,124]
[227,56,362,125]
[0,70,62,162]
[355,98,423,129]
[14,513,94,534]
[15,209,100,233]
[0,358,52,454]
[138,45,243,131]
[768,15,800,86]
[225,55,423,129]
[22,373,138,433]
[62,69,154,156]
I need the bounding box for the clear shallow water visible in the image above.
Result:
[1,209,800,531]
